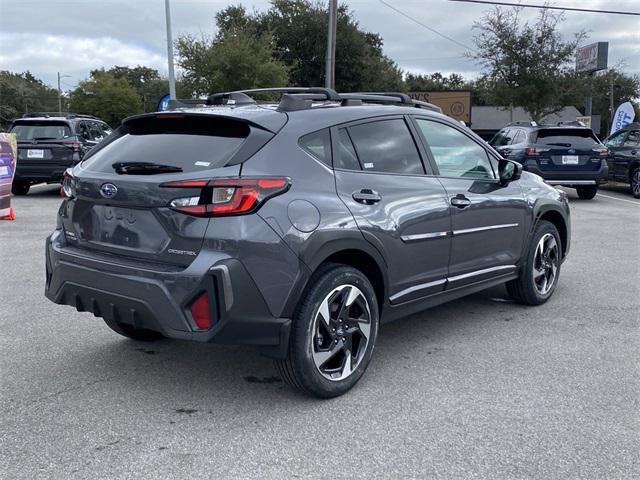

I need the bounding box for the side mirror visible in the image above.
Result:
[498,158,522,184]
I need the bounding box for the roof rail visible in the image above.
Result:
[207,87,340,106]
[340,92,441,113]
[556,120,586,127]
[21,112,100,120]
[506,121,538,127]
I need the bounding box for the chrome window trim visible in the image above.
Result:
[401,231,449,242]
[452,223,519,236]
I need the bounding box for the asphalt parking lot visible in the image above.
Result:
[1,184,638,479]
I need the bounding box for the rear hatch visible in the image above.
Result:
[11,120,77,178]
[62,112,281,267]
[530,128,605,172]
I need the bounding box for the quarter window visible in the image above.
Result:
[416,119,496,179]
[299,129,331,166]
[347,119,424,175]
[335,128,361,170]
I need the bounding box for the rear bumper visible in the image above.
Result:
[523,162,608,187]
[15,158,78,183]
[44,230,291,358]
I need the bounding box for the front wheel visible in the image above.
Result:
[630,167,640,199]
[576,185,598,200]
[507,220,562,305]
[275,265,379,398]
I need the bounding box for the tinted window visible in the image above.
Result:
[83,116,249,173]
[10,121,71,141]
[489,129,511,147]
[89,122,106,141]
[417,119,495,179]
[534,128,599,148]
[77,122,92,141]
[348,119,423,175]
[335,128,361,170]
[605,131,626,148]
[299,129,331,166]
[624,131,640,147]
[512,130,526,144]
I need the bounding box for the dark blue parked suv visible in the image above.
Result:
[45,88,571,398]
[490,121,609,199]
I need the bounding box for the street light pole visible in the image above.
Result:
[57,72,71,113]
[325,0,337,90]
[165,0,177,100]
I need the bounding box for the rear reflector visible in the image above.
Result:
[190,292,211,330]
[162,176,290,217]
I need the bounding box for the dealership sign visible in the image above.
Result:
[576,42,608,73]
[409,91,471,124]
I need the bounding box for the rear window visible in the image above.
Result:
[534,129,599,148]
[83,115,250,173]
[10,121,72,141]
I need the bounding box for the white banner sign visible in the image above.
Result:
[610,101,636,136]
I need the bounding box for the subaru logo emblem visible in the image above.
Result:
[100,183,118,199]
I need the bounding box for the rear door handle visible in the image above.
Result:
[451,195,472,208]
[352,189,381,204]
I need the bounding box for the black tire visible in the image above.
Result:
[11,182,30,196]
[275,264,379,398]
[103,318,164,341]
[630,167,640,199]
[507,220,562,306]
[576,185,598,200]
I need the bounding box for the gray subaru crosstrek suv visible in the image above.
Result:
[45,88,571,398]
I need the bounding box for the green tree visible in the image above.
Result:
[470,6,586,122]
[92,66,172,112]
[68,71,142,126]
[0,71,59,129]
[584,69,640,134]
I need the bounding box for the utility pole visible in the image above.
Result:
[609,74,615,126]
[325,0,338,90]
[165,0,177,100]
[57,72,71,113]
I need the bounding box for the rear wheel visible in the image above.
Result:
[630,167,640,199]
[576,185,598,200]
[507,220,561,305]
[275,264,379,398]
[11,182,30,196]
[103,318,164,341]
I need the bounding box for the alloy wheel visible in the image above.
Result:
[632,170,640,197]
[532,233,559,296]
[311,284,371,381]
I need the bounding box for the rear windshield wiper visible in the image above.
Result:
[31,137,58,141]
[545,142,572,147]
[112,162,183,175]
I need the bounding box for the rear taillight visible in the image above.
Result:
[525,147,550,156]
[592,147,610,157]
[61,168,76,198]
[189,291,211,330]
[161,177,290,217]
[63,139,82,152]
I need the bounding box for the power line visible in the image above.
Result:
[448,0,640,16]
[377,0,474,52]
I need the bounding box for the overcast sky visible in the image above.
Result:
[1,0,638,91]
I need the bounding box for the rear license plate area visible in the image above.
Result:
[27,149,44,159]
[562,155,579,165]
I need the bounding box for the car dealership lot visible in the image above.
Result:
[1,185,638,479]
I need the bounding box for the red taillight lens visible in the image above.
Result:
[189,291,211,330]
[63,139,82,152]
[592,147,610,157]
[161,177,290,217]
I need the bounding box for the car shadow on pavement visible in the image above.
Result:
[59,284,526,407]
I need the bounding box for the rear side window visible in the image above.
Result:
[335,129,361,170]
[10,121,71,141]
[489,129,511,147]
[512,130,526,144]
[347,119,424,175]
[534,129,599,148]
[299,129,331,166]
[83,115,250,173]
[624,131,640,147]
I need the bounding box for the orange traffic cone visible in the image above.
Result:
[0,207,15,220]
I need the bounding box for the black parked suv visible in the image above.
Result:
[603,122,640,198]
[490,121,609,199]
[9,113,112,195]
[45,88,571,398]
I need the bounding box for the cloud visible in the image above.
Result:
[0,0,637,90]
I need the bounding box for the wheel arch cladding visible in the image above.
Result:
[538,210,567,257]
